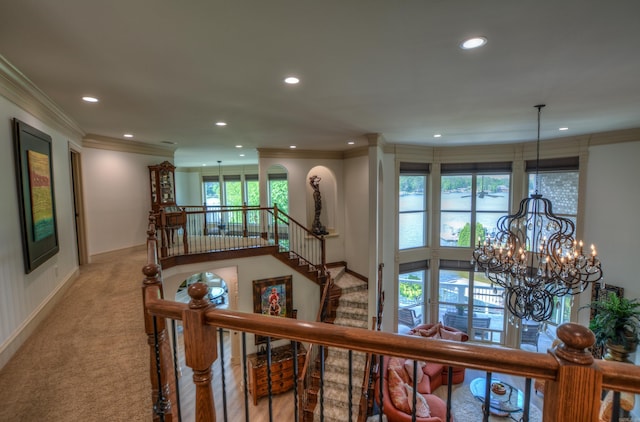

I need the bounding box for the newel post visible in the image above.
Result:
[543,323,602,421]
[183,282,218,421]
[142,219,177,421]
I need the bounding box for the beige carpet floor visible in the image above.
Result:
[0,246,151,422]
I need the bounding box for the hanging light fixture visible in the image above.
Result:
[472,105,603,322]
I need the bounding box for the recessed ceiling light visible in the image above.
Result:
[347,140,355,145]
[239,154,245,157]
[434,133,442,138]
[559,127,569,131]
[123,133,133,138]
[235,145,243,148]
[289,145,297,149]
[215,121,227,126]
[82,96,99,103]
[202,164,207,166]
[284,76,300,84]
[460,37,487,50]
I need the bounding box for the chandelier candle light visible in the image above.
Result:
[472,105,603,322]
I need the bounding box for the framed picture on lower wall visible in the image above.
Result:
[252,275,293,345]
[12,118,59,273]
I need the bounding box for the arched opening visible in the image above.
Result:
[306,166,337,234]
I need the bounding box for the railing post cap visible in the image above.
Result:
[142,263,160,278]
[554,322,595,365]
[188,282,211,309]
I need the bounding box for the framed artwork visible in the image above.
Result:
[12,118,59,273]
[253,275,293,345]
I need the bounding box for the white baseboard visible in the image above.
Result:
[0,267,79,369]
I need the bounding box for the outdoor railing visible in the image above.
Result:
[141,218,640,422]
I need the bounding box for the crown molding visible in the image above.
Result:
[258,148,347,160]
[0,55,85,140]
[83,134,175,157]
[585,127,640,146]
[343,146,368,159]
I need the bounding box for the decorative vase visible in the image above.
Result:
[603,341,635,363]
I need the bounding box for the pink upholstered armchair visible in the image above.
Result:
[407,323,469,385]
[374,357,450,422]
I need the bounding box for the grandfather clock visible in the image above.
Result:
[148,161,176,212]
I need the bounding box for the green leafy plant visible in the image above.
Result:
[399,282,423,303]
[583,293,640,350]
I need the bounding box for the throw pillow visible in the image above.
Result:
[439,326,464,341]
[422,323,441,337]
[418,328,441,339]
[404,359,425,384]
[388,369,411,414]
[388,357,410,384]
[404,384,431,417]
[599,390,635,421]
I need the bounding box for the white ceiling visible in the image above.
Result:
[1,1,640,167]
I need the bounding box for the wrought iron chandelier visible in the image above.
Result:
[472,105,603,322]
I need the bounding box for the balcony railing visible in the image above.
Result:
[154,205,326,277]
[142,216,640,422]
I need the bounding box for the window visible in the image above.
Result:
[268,173,289,214]
[399,163,430,249]
[437,260,504,344]
[203,176,220,206]
[203,174,260,207]
[397,260,428,332]
[440,163,511,248]
[526,157,579,331]
[245,175,260,206]
[224,175,242,206]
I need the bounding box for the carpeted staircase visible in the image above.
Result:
[312,267,369,422]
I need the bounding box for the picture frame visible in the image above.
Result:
[253,275,293,345]
[12,118,59,273]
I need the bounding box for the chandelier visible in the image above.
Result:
[472,105,603,322]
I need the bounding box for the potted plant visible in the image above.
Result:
[583,292,640,361]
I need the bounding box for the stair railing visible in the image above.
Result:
[297,265,335,420]
[142,221,640,422]
[268,204,327,282]
[153,205,328,282]
[358,263,385,421]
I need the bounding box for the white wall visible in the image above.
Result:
[175,169,202,205]
[259,156,346,264]
[82,148,170,256]
[583,141,640,302]
[162,254,321,354]
[0,94,81,367]
[343,154,370,276]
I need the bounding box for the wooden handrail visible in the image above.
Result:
[145,288,640,421]
[143,214,640,422]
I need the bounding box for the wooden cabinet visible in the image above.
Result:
[148,161,176,212]
[247,343,306,405]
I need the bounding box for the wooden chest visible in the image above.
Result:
[247,343,306,405]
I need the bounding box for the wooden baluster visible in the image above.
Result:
[543,322,602,422]
[158,209,169,257]
[242,202,248,237]
[181,207,189,254]
[273,204,280,247]
[183,282,218,422]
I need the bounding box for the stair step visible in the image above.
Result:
[336,306,368,319]
[306,264,370,422]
